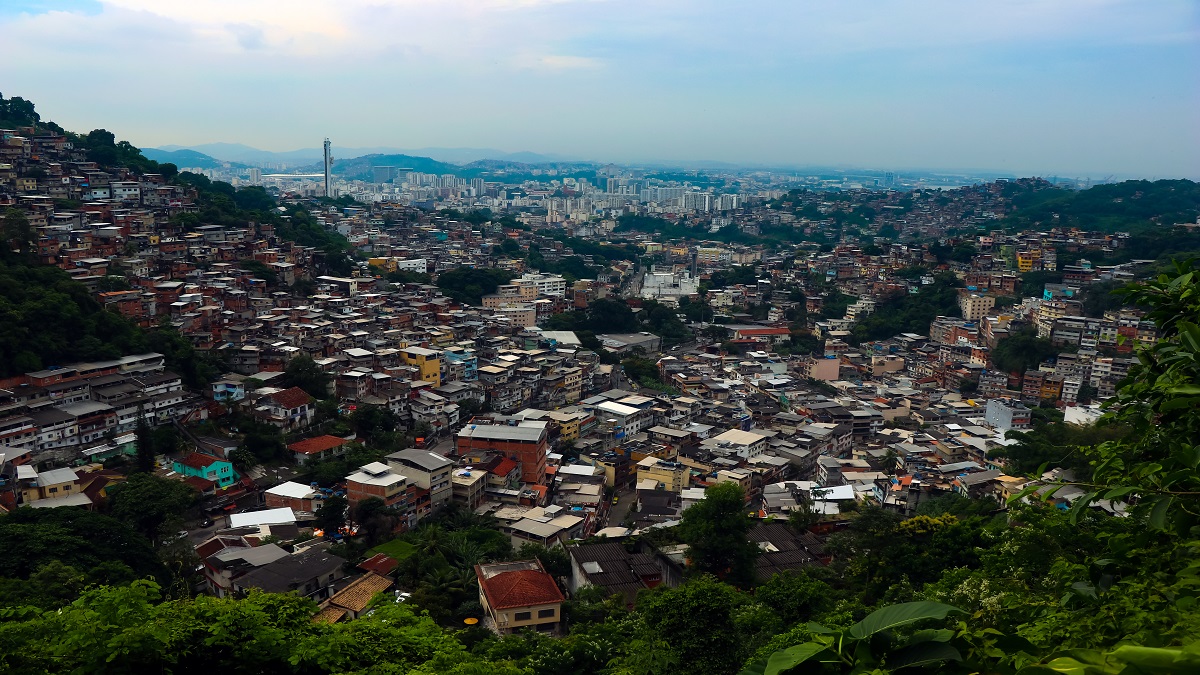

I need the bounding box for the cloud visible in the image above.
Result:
[1,0,1196,175]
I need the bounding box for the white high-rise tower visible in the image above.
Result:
[323,138,332,197]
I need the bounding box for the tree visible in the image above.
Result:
[315,495,348,537]
[355,496,399,546]
[515,542,571,579]
[349,405,398,441]
[677,482,759,587]
[283,354,330,399]
[637,576,752,675]
[754,569,836,627]
[229,447,259,471]
[2,207,34,258]
[106,473,196,543]
[990,329,1058,375]
[134,412,155,473]
[0,507,166,582]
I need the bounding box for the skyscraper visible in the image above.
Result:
[248,168,262,185]
[323,138,332,197]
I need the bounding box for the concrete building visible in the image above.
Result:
[456,420,550,485]
[475,559,564,635]
[985,398,1032,431]
[386,448,454,512]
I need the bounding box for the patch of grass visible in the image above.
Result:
[369,538,416,561]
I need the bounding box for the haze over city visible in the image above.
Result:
[3,0,1198,177]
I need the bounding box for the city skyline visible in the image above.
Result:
[4,0,1198,177]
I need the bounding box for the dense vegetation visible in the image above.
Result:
[989,329,1059,374]
[435,267,515,305]
[543,297,692,348]
[851,273,962,343]
[1001,179,1200,234]
[0,252,145,374]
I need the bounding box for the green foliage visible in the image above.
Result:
[146,319,226,388]
[106,473,197,543]
[709,265,760,289]
[0,580,510,675]
[1001,179,1200,235]
[313,497,347,537]
[0,93,49,128]
[0,507,166,583]
[385,268,432,285]
[826,508,1000,603]
[989,416,1126,476]
[515,542,572,579]
[237,258,278,286]
[754,569,837,626]
[0,258,148,376]
[436,267,515,305]
[614,214,694,239]
[990,329,1059,374]
[283,354,331,399]
[816,290,855,320]
[851,273,963,343]
[741,601,965,675]
[678,483,760,588]
[1073,261,1200,532]
[638,576,756,674]
[236,415,287,462]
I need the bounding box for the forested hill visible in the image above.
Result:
[322,153,462,180]
[1000,178,1200,233]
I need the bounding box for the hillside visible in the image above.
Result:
[1,263,1198,674]
[1000,178,1200,233]
[141,147,238,170]
[314,153,462,180]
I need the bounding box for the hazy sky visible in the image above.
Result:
[4,0,1198,176]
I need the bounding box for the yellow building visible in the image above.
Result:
[368,257,397,273]
[635,456,688,492]
[400,347,442,386]
[1016,249,1041,273]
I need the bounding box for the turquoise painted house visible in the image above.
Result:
[173,452,239,488]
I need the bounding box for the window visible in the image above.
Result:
[537,608,555,619]
[514,612,531,621]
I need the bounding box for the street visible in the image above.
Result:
[605,486,636,529]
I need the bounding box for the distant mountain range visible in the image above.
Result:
[152,142,575,166]
[140,147,246,170]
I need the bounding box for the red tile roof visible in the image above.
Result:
[736,327,792,336]
[357,553,399,576]
[269,387,313,409]
[491,458,518,477]
[476,563,564,610]
[288,435,348,455]
[178,452,225,470]
[184,475,216,492]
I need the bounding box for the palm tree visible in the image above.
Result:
[413,525,445,557]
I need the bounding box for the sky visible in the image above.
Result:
[3,0,1198,177]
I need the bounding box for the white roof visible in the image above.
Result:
[228,507,296,528]
[812,484,856,501]
[712,428,767,446]
[596,401,638,416]
[265,481,318,500]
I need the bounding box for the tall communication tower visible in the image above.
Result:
[323,138,332,198]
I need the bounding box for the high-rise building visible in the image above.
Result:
[248,168,262,185]
[372,166,395,183]
[323,138,332,197]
